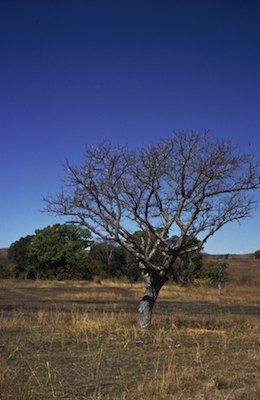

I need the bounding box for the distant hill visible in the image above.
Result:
[203,253,256,260]
[203,253,260,286]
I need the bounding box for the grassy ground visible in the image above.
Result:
[0,274,259,399]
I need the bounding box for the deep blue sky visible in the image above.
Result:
[1,0,259,253]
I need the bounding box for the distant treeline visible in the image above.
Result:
[1,223,258,284]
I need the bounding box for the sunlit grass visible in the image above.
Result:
[0,277,259,399]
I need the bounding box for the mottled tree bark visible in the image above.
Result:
[138,270,168,328]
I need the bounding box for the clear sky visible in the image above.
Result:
[0,0,259,253]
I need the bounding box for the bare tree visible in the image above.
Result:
[44,131,260,327]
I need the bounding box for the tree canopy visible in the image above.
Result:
[44,131,260,326]
[8,235,33,278]
[28,224,95,279]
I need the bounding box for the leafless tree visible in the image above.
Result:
[44,131,260,327]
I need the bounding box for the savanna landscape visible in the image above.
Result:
[1,0,260,398]
[0,255,259,400]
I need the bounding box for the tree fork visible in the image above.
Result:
[138,269,168,328]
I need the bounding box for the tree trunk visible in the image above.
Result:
[138,270,167,328]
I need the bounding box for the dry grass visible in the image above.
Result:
[0,276,259,400]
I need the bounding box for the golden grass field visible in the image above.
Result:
[0,258,259,399]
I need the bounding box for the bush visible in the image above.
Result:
[200,261,228,285]
[254,250,260,259]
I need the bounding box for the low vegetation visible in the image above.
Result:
[0,258,259,399]
[4,223,226,286]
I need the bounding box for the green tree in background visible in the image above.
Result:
[90,242,127,278]
[28,224,96,280]
[8,235,34,278]
[254,250,260,259]
[169,236,203,283]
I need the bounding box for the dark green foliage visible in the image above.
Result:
[89,234,206,283]
[167,236,203,283]
[89,242,128,279]
[6,226,229,283]
[8,235,33,278]
[171,252,203,284]
[0,267,8,279]
[89,238,142,281]
[254,250,260,259]
[196,260,228,286]
[89,233,205,283]
[27,224,96,280]
[125,262,140,282]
